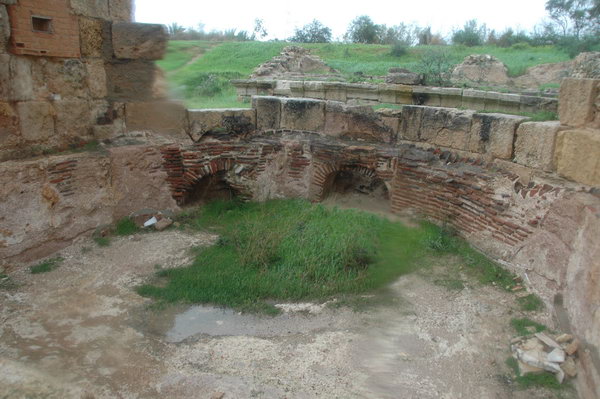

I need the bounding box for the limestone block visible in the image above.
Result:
[0,102,19,148]
[461,89,487,111]
[554,129,600,186]
[376,109,402,135]
[16,102,55,142]
[385,72,421,85]
[559,78,600,129]
[79,17,112,58]
[252,96,281,131]
[280,98,325,132]
[324,83,347,102]
[54,100,93,139]
[514,121,561,171]
[0,1,17,4]
[346,83,379,101]
[86,60,107,99]
[125,101,187,136]
[112,23,168,60]
[255,80,276,96]
[109,0,133,22]
[438,87,463,108]
[412,87,442,107]
[420,107,475,150]
[496,92,522,114]
[188,108,256,138]
[0,5,9,53]
[399,105,424,141]
[303,81,325,99]
[325,102,394,143]
[0,54,8,100]
[106,60,156,101]
[468,113,528,159]
[520,95,558,114]
[288,81,305,97]
[377,84,413,105]
[7,56,34,101]
[401,105,474,150]
[70,0,109,19]
[92,101,125,139]
[42,59,88,99]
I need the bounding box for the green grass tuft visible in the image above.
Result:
[506,356,567,390]
[94,236,111,247]
[114,218,140,236]
[510,317,547,336]
[138,199,517,312]
[30,257,64,274]
[517,294,545,312]
[0,273,17,289]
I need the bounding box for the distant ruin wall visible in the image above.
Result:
[0,0,168,162]
[232,79,559,114]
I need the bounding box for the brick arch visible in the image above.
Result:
[309,162,392,202]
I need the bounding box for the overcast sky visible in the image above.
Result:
[134,0,550,40]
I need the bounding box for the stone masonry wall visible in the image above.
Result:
[0,0,168,162]
[155,80,599,398]
[232,79,559,114]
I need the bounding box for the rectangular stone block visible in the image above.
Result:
[54,100,93,138]
[439,87,463,108]
[2,55,34,101]
[187,108,256,138]
[288,81,305,97]
[461,89,487,111]
[70,0,109,18]
[399,105,424,141]
[125,101,187,136]
[252,96,281,131]
[324,83,347,102]
[514,121,561,171]
[468,113,528,159]
[377,84,413,105]
[346,83,379,101]
[413,87,442,107]
[303,81,325,99]
[86,59,107,99]
[559,78,600,129]
[106,60,156,101]
[496,92,522,114]
[280,98,325,132]
[112,22,168,60]
[555,129,600,186]
[16,101,55,142]
[273,80,292,97]
[79,17,112,59]
[0,101,19,148]
[109,0,133,21]
[325,101,394,143]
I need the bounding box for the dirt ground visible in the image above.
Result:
[0,227,577,399]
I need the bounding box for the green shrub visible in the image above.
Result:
[390,43,408,57]
[416,48,455,86]
[510,42,531,51]
[115,218,139,236]
[30,257,64,274]
[517,294,544,311]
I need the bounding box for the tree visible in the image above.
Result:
[166,22,186,38]
[380,23,417,45]
[452,19,487,46]
[545,0,600,37]
[290,20,332,43]
[344,15,384,44]
[252,18,268,40]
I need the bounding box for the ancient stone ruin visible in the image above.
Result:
[1,1,600,397]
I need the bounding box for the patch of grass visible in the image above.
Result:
[137,199,430,312]
[506,356,567,390]
[138,199,517,313]
[114,218,139,236]
[478,109,558,121]
[30,257,64,274]
[0,273,17,289]
[517,294,544,312]
[94,236,111,247]
[422,224,517,290]
[510,317,547,336]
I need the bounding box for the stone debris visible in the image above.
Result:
[510,331,580,384]
[154,217,173,231]
[132,208,175,231]
[384,71,422,85]
[251,46,337,79]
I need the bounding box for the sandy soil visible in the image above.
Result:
[0,228,576,399]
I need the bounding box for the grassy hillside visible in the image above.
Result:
[158,40,570,109]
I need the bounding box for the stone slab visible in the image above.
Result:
[280,98,325,132]
[514,121,561,171]
[252,96,281,131]
[188,108,256,138]
[469,113,528,159]
[106,60,156,101]
[125,101,187,136]
[555,129,600,186]
[559,78,600,129]
[16,101,55,142]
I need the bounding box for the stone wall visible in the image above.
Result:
[232,79,559,114]
[156,80,599,398]
[0,0,169,162]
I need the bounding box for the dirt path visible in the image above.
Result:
[0,229,576,398]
